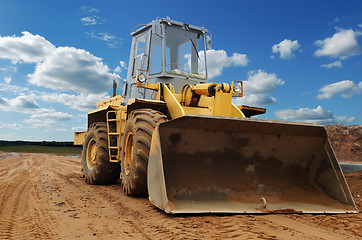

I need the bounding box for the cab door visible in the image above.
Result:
[132,33,150,79]
[127,31,151,99]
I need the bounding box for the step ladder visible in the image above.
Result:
[106,111,120,163]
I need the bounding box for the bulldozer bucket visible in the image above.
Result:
[147,115,358,214]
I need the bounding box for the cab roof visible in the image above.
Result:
[131,17,208,36]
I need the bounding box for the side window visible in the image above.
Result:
[150,34,162,74]
[133,35,146,77]
[179,41,192,72]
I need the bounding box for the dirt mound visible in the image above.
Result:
[325,125,362,163]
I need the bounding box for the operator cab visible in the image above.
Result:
[124,18,210,102]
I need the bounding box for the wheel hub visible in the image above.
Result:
[86,138,97,169]
[124,132,134,175]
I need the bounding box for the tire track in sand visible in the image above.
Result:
[0,154,59,239]
[0,153,361,240]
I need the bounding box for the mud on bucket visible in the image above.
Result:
[147,115,358,214]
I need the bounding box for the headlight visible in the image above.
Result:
[233,84,241,93]
[137,73,147,83]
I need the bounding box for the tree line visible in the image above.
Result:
[0,140,79,148]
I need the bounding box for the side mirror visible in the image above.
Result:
[206,35,212,50]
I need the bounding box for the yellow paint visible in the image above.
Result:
[183,106,212,115]
[231,103,245,118]
[213,91,232,116]
[86,138,97,169]
[75,80,254,158]
[95,95,124,111]
[192,83,215,96]
[124,131,134,175]
[162,84,185,119]
[74,131,86,145]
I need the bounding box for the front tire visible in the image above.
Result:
[82,122,121,184]
[121,109,167,196]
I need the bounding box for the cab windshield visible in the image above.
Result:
[165,26,206,79]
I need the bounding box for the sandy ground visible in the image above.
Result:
[0,152,361,240]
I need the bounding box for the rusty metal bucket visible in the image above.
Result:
[147,115,358,214]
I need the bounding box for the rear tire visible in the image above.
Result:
[121,109,167,196]
[82,122,121,184]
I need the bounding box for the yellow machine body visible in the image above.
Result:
[75,18,358,214]
[76,81,358,214]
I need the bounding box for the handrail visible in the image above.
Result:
[131,23,146,32]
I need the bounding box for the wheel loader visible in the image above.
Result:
[74,17,358,214]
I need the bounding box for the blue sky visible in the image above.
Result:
[0,0,361,141]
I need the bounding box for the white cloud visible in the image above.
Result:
[28,46,120,93]
[4,77,11,84]
[0,95,39,113]
[24,109,72,128]
[114,60,127,74]
[114,66,122,73]
[314,29,362,59]
[0,93,73,129]
[359,23,362,28]
[0,32,119,94]
[272,39,300,59]
[44,128,67,132]
[0,122,22,129]
[80,6,115,47]
[275,105,355,125]
[9,95,38,109]
[233,70,284,107]
[0,81,109,113]
[86,32,122,48]
[235,94,277,106]
[0,65,17,72]
[229,53,249,66]
[72,126,87,132]
[80,6,100,15]
[29,110,72,121]
[0,31,55,64]
[0,132,21,140]
[39,92,109,112]
[0,83,28,94]
[320,60,342,68]
[317,80,362,99]
[79,6,104,26]
[81,17,97,26]
[196,49,249,79]
[243,70,285,94]
[23,118,51,128]
[119,60,127,68]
